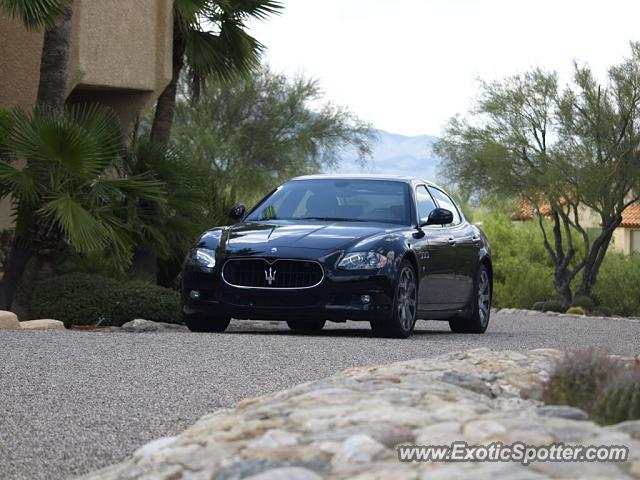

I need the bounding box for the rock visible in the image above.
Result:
[77,349,638,480]
[0,310,20,330]
[536,405,589,421]
[121,319,188,333]
[245,467,323,480]
[247,429,299,450]
[609,420,640,439]
[331,434,387,467]
[439,371,494,397]
[20,319,65,331]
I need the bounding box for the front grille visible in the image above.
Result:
[222,258,324,289]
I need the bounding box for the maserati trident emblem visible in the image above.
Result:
[264,267,277,286]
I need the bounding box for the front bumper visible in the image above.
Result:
[181,267,395,322]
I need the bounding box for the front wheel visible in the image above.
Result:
[371,260,417,338]
[449,264,491,333]
[286,319,326,332]
[184,314,231,333]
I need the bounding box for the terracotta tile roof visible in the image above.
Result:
[512,198,555,221]
[621,204,640,228]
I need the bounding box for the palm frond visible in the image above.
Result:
[0,0,67,30]
[6,104,122,180]
[174,0,208,25]
[0,161,37,203]
[39,193,109,253]
[185,26,262,84]
[214,0,283,21]
[92,174,167,203]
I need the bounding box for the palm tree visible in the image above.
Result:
[0,104,165,314]
[1,0,73,112]
[150,0,283,145]
[120,135,211,283]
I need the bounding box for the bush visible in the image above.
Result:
[593,254,640,317]
[592,374,640,425]
[31,273,181,327]
[543,349,623,414]
[477,212,556,309]
[592,305,613,317]
[542,300,565,313]
[566,306,586,315]
[571,295,595,312]
[532,301,546,311]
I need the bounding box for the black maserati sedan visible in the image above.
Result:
[181,175,492,338]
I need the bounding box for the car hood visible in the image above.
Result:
[219,221,395,255]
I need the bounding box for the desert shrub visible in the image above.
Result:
[566,306,586,315]
[571,295,595,312]
[542,300,564,313]
[532,301,545,311]
[31,273,180,327]
[593,254,640,317]
[479,213,556,308]
[592,374,640,425]
[543,349,623,414]
[592,305,613,317]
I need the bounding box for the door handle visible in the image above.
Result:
[472,235,481,245]
[448,237,456,246]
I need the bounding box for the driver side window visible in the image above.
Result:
[416,186,436,223]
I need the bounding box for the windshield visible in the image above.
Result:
[245,179,412,225]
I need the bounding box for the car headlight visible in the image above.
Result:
[338,251,388,270]
[187,248,216,270]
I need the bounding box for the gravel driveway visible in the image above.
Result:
[1,311,638,480]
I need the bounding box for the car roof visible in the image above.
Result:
[290,173,441,188]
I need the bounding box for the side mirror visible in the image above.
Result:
[421,208,453,226]
[228,204,246,220]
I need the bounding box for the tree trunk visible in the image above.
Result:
[1,1,74,312]
[36,1,73,113]
[137,19,186,281]
[575,216,622,299]
[0,234,34,310]
[150,18,185,145]
[554,271,573,309]
[10,253,44,319]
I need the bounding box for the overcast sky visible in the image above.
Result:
[248,0,640,136]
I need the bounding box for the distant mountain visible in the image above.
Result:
[333,129,442,181]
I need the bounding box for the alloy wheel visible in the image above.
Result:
[397,266,417,330]
[478,269,491,327]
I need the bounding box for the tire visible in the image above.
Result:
[286,319,326,332]
[449,264,491,333]
[184,314,231,333]
[370,260,417,338]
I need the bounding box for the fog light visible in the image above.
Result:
[361,294,371,304]
[190,290,201,300]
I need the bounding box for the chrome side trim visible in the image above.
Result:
[221,257,325,290]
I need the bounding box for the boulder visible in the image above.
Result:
[121,319,188,333]
[0,310,20,330]
[20,319,66,331]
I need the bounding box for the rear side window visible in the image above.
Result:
[429,187,461,226]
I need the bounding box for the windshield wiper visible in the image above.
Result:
[300,216,367,222]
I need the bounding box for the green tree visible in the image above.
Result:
[171,68,376,211]
[120,135,211,283]
[436,44,640,306]
[0,105,164,314]
[150,0,283,145]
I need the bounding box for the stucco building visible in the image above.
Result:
[0,0,174,228]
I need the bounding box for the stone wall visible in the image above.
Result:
[79,349,640,480]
